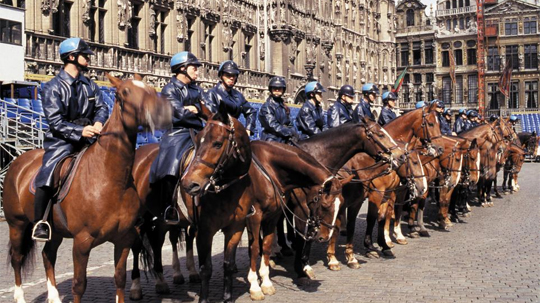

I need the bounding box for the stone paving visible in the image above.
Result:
[0,164,539,303]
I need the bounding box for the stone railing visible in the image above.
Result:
[436,5,477,17]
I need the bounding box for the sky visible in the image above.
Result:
[422,0,439,14]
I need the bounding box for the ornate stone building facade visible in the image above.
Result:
[395,0,437,109]
[484,0,540,116]
[14,0,397,107]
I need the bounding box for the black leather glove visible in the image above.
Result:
[72,118,92,126]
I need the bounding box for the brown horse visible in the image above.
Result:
[502,143,527,192]
[3,74,171,303]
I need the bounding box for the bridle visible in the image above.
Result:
[190,116,248,195]
[415,107,443,157]
[361,121,402,169]
[459,145,480,186]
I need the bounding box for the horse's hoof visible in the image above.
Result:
[382,249,396,258]
[495,194,503,199]
[173,274,185,285]
[155,282,170,294]
[304,267,316,280]
[366,250,380,258]
[419,230,431,237]
[396,238,408,245]
[296,277,312,286]
[262,285,276,296]
[408,232,420,238]
[189,273,202,284]
[387,242,395,248]
[328,263,341,271]
[129,289,143,301]
[347,260,361,269]
[249,290,265,301]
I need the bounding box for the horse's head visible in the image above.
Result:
[304,175,352,243]
[497,117,516,141]
[395,139,428,198]
[417,103,444,157]
[358,117,406,169]
[181,100,251,196]
[435,138,465,189]
[480,141,497,179]
[107,73,172,133]
[462,138,481,185]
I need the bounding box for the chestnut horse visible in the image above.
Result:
[502,143,527,192]
[3,74,171,303]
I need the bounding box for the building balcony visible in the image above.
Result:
[396,25,435,35]
[436,5,477,17]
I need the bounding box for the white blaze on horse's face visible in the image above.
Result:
[476,151,481,183]
[455,155,463,187]
[132,80,146,88]
[327,197,341,240]
[417,153,428,195]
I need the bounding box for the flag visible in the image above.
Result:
[498,59,513,97]
[392,66,408,93]
[449,50,456,85]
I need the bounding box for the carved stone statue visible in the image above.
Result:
[222,24,233,52]
[176,12,185,41]
[41,0,60,14]
[118,0,132,29]
[149,5,157,37]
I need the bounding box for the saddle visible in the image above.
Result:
[175,146,195,224]
[29,147,89,203]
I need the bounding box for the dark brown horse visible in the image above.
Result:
[502,143,527,192]
[3,74,171,303]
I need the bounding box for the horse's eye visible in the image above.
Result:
[213,141,223,149]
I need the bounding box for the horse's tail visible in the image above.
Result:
[138,226,155,279]
[6,223,37,277]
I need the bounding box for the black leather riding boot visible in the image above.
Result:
[33,186,54,240]
[162,177,180,223]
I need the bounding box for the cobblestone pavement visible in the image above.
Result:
[1,164,539,303]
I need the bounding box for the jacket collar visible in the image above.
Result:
[215,82,235,96]
[58,68,90,86]
[170,76,187,89]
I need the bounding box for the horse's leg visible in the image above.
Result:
[129,237,143,300]
[113,230,136,303]
[169,226,186,285]
[185,228,201,283]
[345,197,363,268]
[486,178,494,204]
[493,174,503,198]
[246,214,265,301]
[148,223,170,294]
[9,223,35,303]
[71,234,94,303]
[326,214,341,271]
[276,214,293,256]
[364,198,380,258]
[42,234,64,303]
[417,196,430,237]
[197,225,216,303]
[377,196,395,257]
[222,223,245,303]
[383,193,395,249]
[439,187,453,230]
[260,222,277,295]
[393,192,408,245]
[408,199,420,238]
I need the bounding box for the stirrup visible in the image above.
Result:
[31,220,52,242]
[164,205,180,225]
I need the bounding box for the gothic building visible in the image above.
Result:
[16,0,397,107]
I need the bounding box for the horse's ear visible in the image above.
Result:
[106,72,122,88]
[213,100,230,124]
[198,102,212,121]
[134,73,143,81]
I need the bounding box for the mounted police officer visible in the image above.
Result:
[442,108,454,135]
[431,99,451,135]
[296,81,327,139]
[466,110,480,129]
[32,37,109,241]
[205,60,256,135]
[453,108,468,134]
[489,114,499,123]
[327,84,355,128]
[258,76,298,143]
[149,51,204,223]
[353,83,378,122]
[509,114,520,131]
[378,92,398,126]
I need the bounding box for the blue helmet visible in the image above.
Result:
[415,101,426,109]
[443,108,452,116]
[59,38,94,60]
[431,99,444,109]
[458,108,467,114]
[382,92,397,102]
[362,83,379,95]
[170,51,201,72]
[509,115,519,122]
[269,76,287,92]
[218,60,240,77]
[305,81,326,96]
[467,110,479,118]
[489,114,499,122]
[338,84,354,98]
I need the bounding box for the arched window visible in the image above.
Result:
[406,9,415,26]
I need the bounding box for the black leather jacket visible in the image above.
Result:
[35,69,109,188]
[378,106,397,126]
[453,116,468,134]
[327,100,353,128]
[258,96,297,143]
[150,77,204,183]
[296,99,327,139]
[205,82,256,132]
[353,99,374,122]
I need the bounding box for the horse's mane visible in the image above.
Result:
[299,122,363,145]
[383,107,418,128]
[252,141,330,174]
